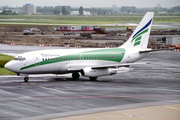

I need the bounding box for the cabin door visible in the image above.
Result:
[79,55,84,63]
[34,53,41,73]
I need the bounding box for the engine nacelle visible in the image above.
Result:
[81,67,117,77]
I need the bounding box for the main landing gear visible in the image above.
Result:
[89,77,97,81]
[72,72,80,80]
[72,72,98,81]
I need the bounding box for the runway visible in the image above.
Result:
[0,44,180,120]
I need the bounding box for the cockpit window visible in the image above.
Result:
[14,56,26,61]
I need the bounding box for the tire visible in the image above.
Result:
[89,77,97,81]
[24,77,29,82]
[72,73,80,80]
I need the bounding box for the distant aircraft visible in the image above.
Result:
[5,12,155,82]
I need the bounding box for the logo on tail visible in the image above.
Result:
[131,19,153,46]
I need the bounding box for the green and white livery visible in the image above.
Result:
[5,12,154,82]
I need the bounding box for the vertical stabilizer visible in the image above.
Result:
[120,12,154,49]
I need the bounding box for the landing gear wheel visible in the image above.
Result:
[89,77,97,81]
[72,73,80,80]
[24,77,29,82]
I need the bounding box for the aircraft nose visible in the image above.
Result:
[4,62,10,70]
[5,61,19,73]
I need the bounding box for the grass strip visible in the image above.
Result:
[0,68,16,75]
[0,54,15,75]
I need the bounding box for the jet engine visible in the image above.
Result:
[81,67,117,77]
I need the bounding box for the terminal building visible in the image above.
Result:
[23,4,36,14]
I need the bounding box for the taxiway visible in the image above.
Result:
[0,44,180,120]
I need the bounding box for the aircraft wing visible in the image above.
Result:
[67,62,148,72]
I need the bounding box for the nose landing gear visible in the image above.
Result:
[24,74,29,82]
[24,77,29,82]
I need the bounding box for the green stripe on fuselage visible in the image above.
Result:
[20,48,125,70]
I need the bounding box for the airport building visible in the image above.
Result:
[23,4,36,14]
[166,36,180,45]
[56,25,94,31]
[70,11,90,15]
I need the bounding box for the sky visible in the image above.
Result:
[1,0,180,8]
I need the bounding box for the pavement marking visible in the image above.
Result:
[22,83,36,85]
[39,86,116,96]
[39,86,180,100]
[0,94,180,102]
[0,95,117,101]
[22,83,28,85]
[30,83,36,85]
[39,86,71,94]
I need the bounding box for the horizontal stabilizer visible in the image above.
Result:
[139,48,173,53]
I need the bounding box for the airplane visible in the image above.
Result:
[5,12,155,82]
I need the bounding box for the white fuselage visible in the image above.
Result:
[5,47,149,75]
